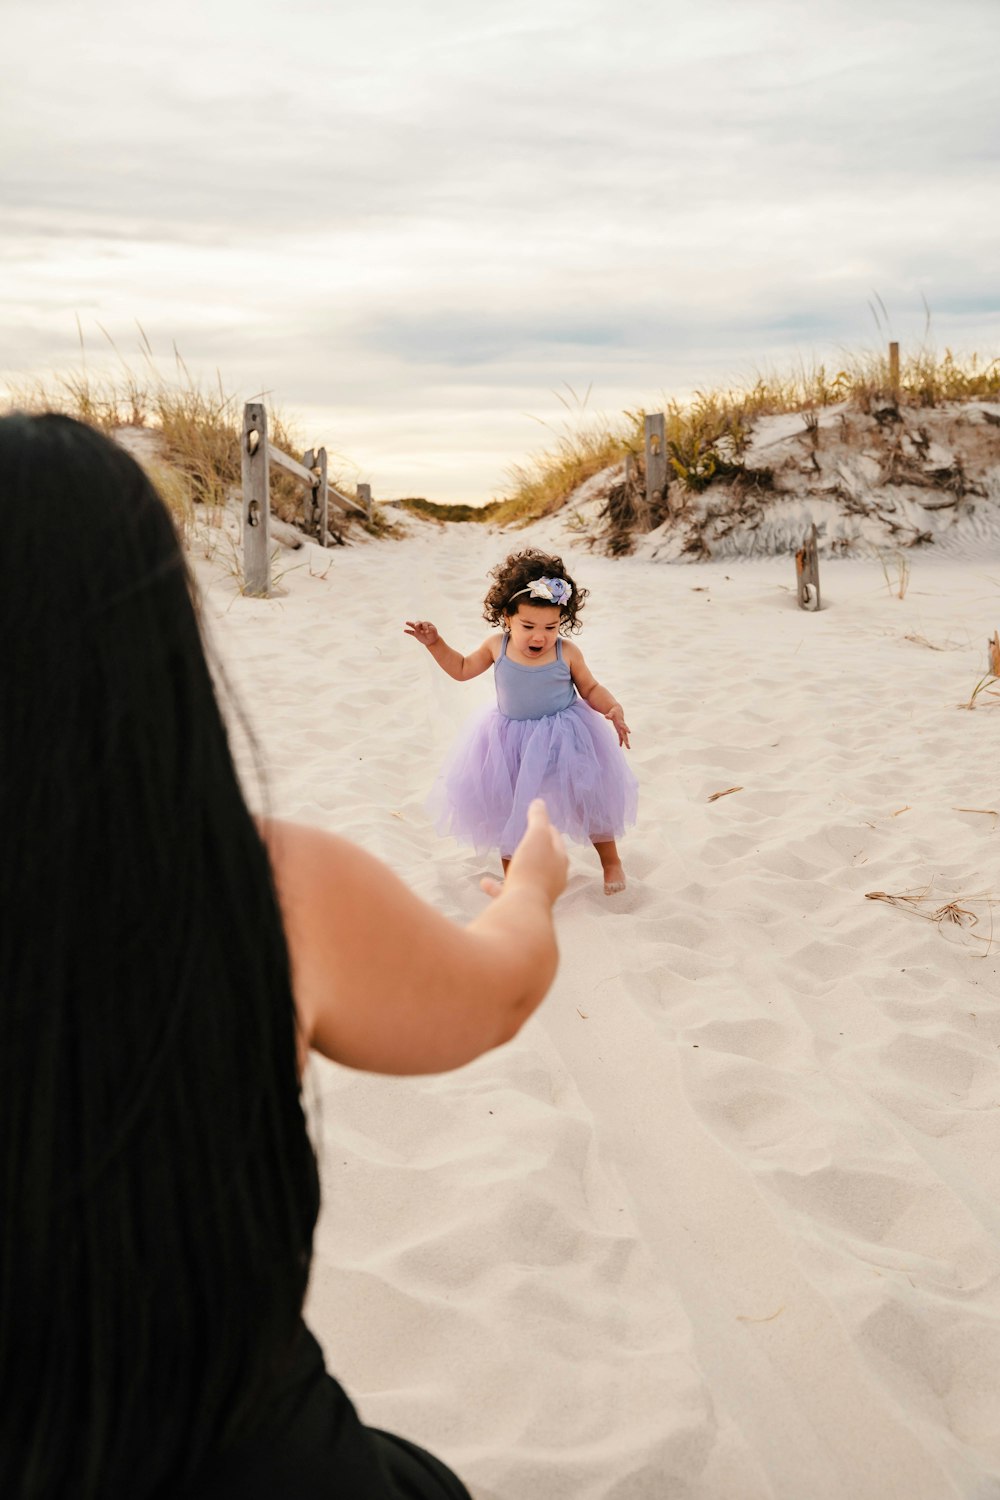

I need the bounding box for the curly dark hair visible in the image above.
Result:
[483,549,589,635]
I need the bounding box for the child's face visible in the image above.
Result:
[505,602,561,657]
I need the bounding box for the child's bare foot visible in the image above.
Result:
[592,839,626,895]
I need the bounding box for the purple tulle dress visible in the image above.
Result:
[428,634,638,857]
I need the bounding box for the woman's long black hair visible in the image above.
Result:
[0,414,320,1498]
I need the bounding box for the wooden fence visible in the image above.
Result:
[240,401,373,596]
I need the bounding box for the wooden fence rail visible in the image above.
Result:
[241,401,373,597]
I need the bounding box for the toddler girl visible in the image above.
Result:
[406,549,637,893]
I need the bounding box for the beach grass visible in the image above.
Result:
[497,347,1000,523]
[394,497,505,524]
[2,328,364,538]
[5,339,998,534]
[872,546,912,600]
[959,672,1000,711]
[490,400,644,526]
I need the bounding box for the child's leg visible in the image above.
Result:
[592,839,626,895]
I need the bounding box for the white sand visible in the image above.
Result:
[193,522,1000,1500]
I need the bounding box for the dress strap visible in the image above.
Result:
[555,638,563,660]
[500,631,509,658]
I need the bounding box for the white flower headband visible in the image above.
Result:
[508,576,573,608]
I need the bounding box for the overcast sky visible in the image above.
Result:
[3,0,998,502]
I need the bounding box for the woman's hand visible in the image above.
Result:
[481,799,568,903]
[404,620,439,647]
[607,706,631,749]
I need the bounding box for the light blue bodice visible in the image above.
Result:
[495,634,577,720]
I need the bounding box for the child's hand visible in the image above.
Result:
[404,620,439,647]
[482,799,567,904]
[607,706,631,749]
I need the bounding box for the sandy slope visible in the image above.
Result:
[193,523,1000,1500]
[562,401,1000,563]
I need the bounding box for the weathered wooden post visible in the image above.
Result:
[241,402,270,596]
[316,448,329,542]
[889,341,900,400]
[301,448,328,542]
[644,413,667,515]
[357,482,372,522]
[795,523,820,610]
[301,449,317,535]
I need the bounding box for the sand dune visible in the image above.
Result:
[193,522,1000,1500]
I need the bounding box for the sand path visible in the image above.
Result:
[195,524,1000,1499]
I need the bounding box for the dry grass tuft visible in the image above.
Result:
[903,633,951,651]
[2,328,360,539]
[593,464,651,556]
[958,634,1000,710]
[873,547,911,600]
[865,889,977,926]
[482,385,639,526]
[865,886,998,949]
[395,497,501,524]
[141,457,197,541]
[958,673,1000,711]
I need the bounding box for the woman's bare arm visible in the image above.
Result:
[263,801,566,1076]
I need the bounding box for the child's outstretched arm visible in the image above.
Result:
[262,800,567,1076]
[404,620,497,681]
[563,640,631,748]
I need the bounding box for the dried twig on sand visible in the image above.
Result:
[903,633,949,651]
[865,886,998,949]
[873,547,911,600]
[707,786,743,802]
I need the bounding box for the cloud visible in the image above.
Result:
[3,0,1000,499]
